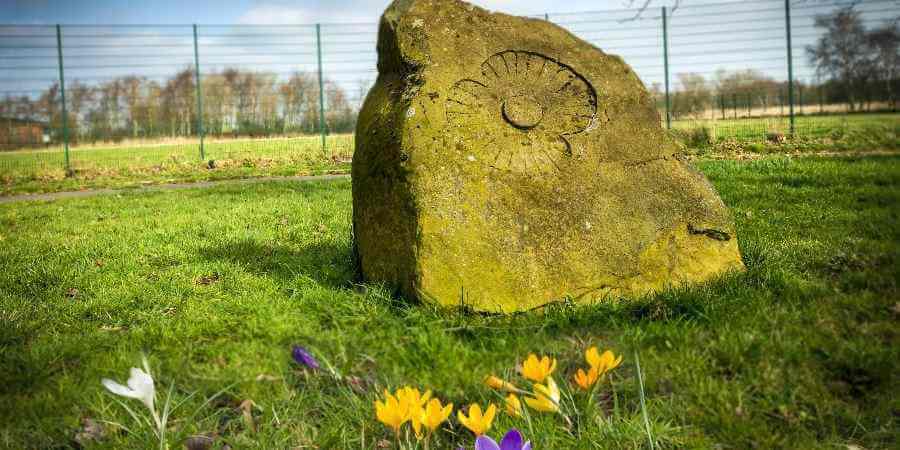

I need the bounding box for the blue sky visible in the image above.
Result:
[1,0,896,102]
[2,1,683,25]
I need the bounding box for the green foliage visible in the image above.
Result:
[0,156,898,448]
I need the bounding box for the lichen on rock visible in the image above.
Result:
[352,0,744,312]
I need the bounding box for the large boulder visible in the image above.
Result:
[352,0,744,312]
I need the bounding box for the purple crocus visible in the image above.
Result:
[291,345,319,369]
[474,428,532,450]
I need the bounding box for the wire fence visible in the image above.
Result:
[0,0,898,178]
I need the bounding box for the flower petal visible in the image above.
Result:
[475,435,501,450]
[291,345,320,369]
[586,347,601,368]
[126,367,156,410]
[101,378,139,399]
[522,441,532,450]
[499,428,523,450]
[469,403,482,420]
[127,368,154,393]
[483,403,497,427]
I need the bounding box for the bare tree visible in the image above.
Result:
[806,7,871,110]
[866,22,900,110]
[673,73,710,118]
[1,67,358,147]
[67,81,95,141]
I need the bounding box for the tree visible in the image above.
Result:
[1,67,357,148]
[866,22,900,110]
[325,80,354,133]
[67,81,96,142]
[672,73,710,118]
[807,7,873,111]
[280,72,316,134]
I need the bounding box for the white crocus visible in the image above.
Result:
[101,360,162,429]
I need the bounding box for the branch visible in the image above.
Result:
[620,0,681,22]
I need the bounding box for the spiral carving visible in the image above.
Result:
[446,50,597,175]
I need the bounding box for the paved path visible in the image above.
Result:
[0,174,350,204]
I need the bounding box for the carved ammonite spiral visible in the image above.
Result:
[446,50,598,175]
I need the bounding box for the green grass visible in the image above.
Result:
[1,156,898,449]
[1,113,898,198]
[0,134,354,196]
[671,112,900,140]
[670,112,900,154]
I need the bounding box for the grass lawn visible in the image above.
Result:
[1,156,898,449]
[0,113,897,198]
[671,112,900,141]
[0,134,355,196]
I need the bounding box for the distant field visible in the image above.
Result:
[670,112,900,141]
[1,114,897,176]
[0,134,355,175]
[0,112,896,196]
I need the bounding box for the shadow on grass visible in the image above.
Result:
[198,238,353,289]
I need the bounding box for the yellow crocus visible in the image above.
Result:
[484,375,520,392]
[457,403,497,436]
[524,377,560,413]
[375,389,409,435]
[521,353,557,382]
[504,393,523,418]
[396,386,432,410]
[573,366,600,391]
[585,347,623,375]
[412,398,453,438]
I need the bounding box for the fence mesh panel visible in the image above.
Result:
[0,0,897,180]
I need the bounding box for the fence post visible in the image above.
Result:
[316,23,327,157]
[784,0,795,136]
[192,24,205,160]
[55,24,69,172]
[661,6,671,129]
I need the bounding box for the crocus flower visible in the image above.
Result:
[473,428,533,450]
[396,386,431,412]
[291,345,320,369]
[573,366,600,390]
[484,375,520,392]
[458,403,497,436]
[375,389,410,435]
[504,393,523,418]
[585,347,622,375]
[521,354,556,383]
[412,397,453,438]
[101,362,161,428]
[524,377,560,413]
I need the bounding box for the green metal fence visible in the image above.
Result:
[0,0,897,179]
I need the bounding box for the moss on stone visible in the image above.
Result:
[352,0,744,312]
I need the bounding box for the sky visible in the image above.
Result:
[1,0,897,103]
[2,1,676,25]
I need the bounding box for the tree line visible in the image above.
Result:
[1,7,897,148]
[652,6,899,119]
[1,68,364,146]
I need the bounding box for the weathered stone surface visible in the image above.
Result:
[352,0,744,312]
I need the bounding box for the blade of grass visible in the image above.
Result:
[634,350,655,450]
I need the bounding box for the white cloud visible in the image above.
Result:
[238,4,313,24]
[237,2,379,25]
